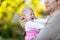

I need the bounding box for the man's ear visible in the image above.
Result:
[57,0,60,5]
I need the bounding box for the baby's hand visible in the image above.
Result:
[20,16,27,28]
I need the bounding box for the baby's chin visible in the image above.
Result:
[31,18,34,21]
[27,18,34,21]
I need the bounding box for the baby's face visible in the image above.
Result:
[24,10,34,21]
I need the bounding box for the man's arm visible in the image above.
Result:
[32,12,60,40]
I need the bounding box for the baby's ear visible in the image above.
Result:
[57,0,60,5]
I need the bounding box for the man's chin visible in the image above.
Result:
[46,9,51,13]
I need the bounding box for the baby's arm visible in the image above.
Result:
[25,21,44,29]
[34,19,47,24]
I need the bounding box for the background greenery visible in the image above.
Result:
[0,0,46,40]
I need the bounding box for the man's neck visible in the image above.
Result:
[54,6,60,13]
[50,7,58,15]
[56,6,60,11]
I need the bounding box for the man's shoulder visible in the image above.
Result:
[54,10,60,17]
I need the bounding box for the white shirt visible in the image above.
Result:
[25,19,47,31]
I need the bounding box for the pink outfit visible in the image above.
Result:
[25,20,46,40]
[25,30,39,40]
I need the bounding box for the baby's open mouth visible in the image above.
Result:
[31,18,34,20]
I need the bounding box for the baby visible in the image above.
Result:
[20,7,47,40]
